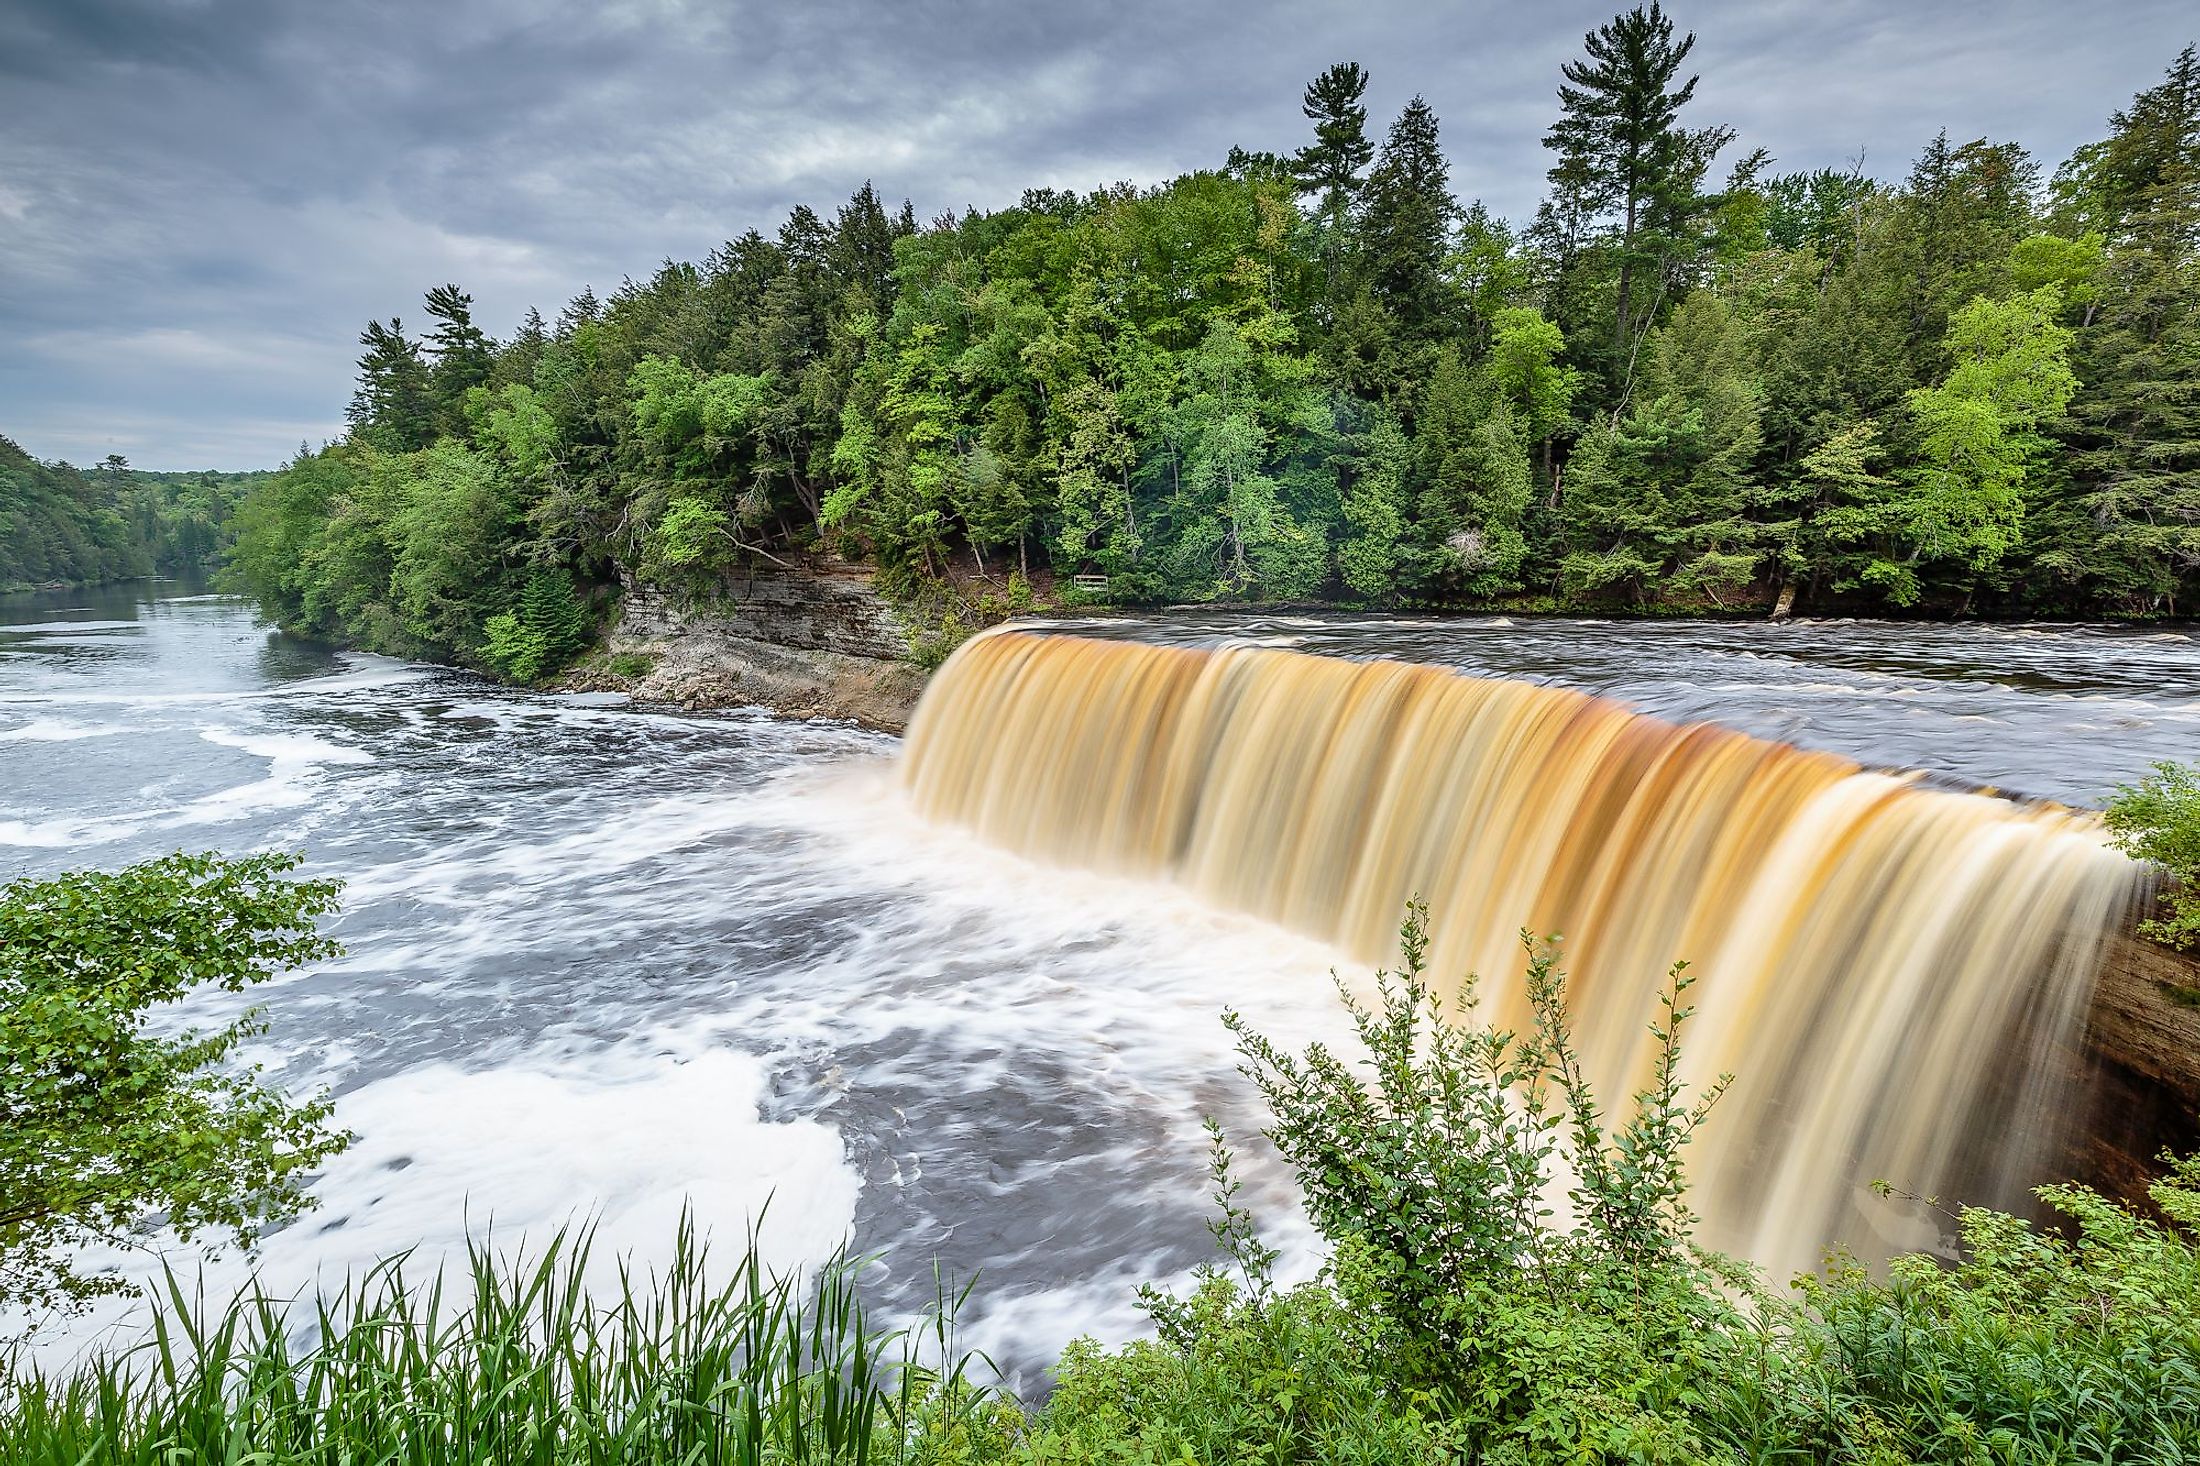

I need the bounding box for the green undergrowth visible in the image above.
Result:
[2108,760,2200,952]
[7,908,2199,1463]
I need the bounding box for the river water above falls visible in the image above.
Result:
[5,583,2199,1372]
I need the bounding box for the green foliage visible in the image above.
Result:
[10,891,2200,1461]
[213,32,2200,638]
[1727,1162,2200,1462]
[1897,285,2079,578]
[1036,911,2200,1463]
[1216,908,1736,1460]
[0,439,260,591]
[1338,412,1414,603]
[1035,1140,1454,1463]
[481,569,595,683]
[654,494,736,572]
[389,439,519,655]
[0,853,348,1312]
[1485,307,1579,447]
[0,1220,1008,1466]
[2107,760,2200,949]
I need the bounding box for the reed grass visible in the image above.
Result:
[0,1215,997,1465]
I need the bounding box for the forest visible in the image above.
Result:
[0,437,252,592]
[220,9,2200,677]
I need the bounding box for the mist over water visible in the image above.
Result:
[4,583,2198,1373]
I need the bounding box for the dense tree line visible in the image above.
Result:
[230,12,2200,676]
[0,436,254,591]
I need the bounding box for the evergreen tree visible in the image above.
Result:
[2057,46,2200,611]
[348,318,433,453]
[1355,97,1458,389]
[1293,61,1375,302]
[423,284,494,434]
[1544,3,1709,358]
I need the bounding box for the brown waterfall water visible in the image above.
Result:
[902,629,2145,1279]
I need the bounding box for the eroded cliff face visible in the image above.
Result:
[2071,933,2200,1206]
[579,566,928,730]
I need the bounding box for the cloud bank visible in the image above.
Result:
[1,0,2191,468]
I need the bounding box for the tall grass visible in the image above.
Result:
[0,1216,998,1465]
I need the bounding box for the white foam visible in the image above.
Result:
[0,727,374,847]
[10,1041,860,1369]
[0,718,129,742]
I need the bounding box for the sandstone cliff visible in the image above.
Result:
[574,565,929,730]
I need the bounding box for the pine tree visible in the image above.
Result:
[831,182,907,314]
[1544,3,1707,357]
[1293,61,1374,303]
[348,318,433,453]
[1356,97,1458,371]
[423,285,493,434]
[2059,45,2200,612]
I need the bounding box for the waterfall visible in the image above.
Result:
[901,630,2144,1278]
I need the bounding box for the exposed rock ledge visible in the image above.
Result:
[2072,931,2200,1205]
[567,567,928,731]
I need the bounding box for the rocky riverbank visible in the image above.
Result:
[565,566,929,730]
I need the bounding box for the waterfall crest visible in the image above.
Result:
[902,630,2140,1276]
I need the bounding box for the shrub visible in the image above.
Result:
[1034,1127,1457,1463]
[1041,909,1743,1463]
[1215,907,1740,1461]
[0,853,349,1312]
[2107,759,2200,949]
[1712,1159,2200,1462]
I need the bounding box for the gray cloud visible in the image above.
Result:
[1,0,2191,468]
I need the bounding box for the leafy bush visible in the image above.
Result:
[1715,1160,2200,1463]
[1031,1126,1456,1463]
[0,853,349,1311]
[653,493,737,573]
[1205,907,1739,1462]
[2107,759,2200,949]
[482,568,595,683]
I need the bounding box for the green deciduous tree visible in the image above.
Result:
[1,853,349,1312]
[1891,286,2078,599]
[1337,409,1412,603]
[2107,760,2200,950]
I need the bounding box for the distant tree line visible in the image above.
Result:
[0,436,257,592]
[226,10,2200,677]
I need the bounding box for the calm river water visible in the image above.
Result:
[4,583,2197,1370]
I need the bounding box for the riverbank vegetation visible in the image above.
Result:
[0,855,350,1311]
[6,868,2199,1462]
[212,12,2200,681]
[0,436,263,593]
[2111,760,2200,950]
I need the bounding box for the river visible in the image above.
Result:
[4,582,2198,1371]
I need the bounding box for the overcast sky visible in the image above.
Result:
[2,0,2193,470]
